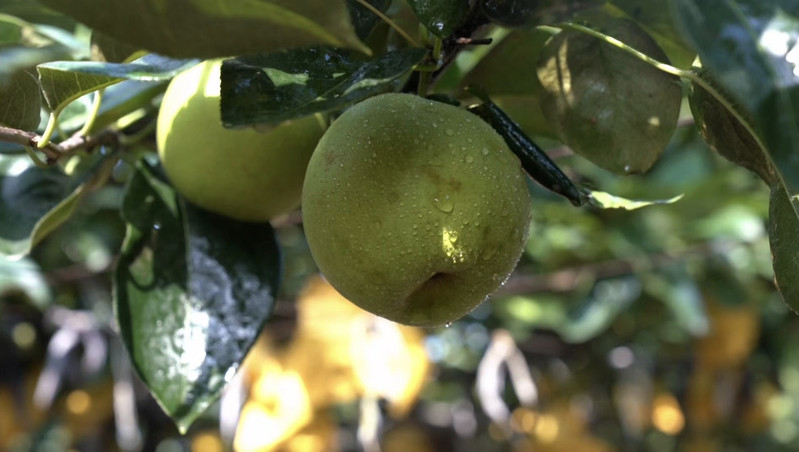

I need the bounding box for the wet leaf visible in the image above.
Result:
[220,47,426,127]
[406,0,468,38]
[41,0,368,58]
[114,161,282,433]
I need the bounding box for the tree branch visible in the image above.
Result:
[0,125,120,165]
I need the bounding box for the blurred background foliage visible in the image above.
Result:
[1,0,797,451]
[1,110,791,451]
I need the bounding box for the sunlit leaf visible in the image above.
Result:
[587,190,683,210]
[406,0,468,38]
[536,19,681,174]
[114,161,282,433]
[220,47,426,127]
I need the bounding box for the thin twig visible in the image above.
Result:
[0,125,120,165]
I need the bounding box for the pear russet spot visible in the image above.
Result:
[302,93,532,327]
[156,59,326,222]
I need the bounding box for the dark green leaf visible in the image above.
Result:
[689,67,775,184]
[672,0,799,194]
[220,47,426,127]
[346,0,391,40]
[407,0,468,38]
[480,0,604,27]
[114,161,282,433]
[90,30,143,63]
[536,19,681,174]
[609,0,696,68]
[0,68,41,131]
[769,185,799,312]
[41,0,368,58]
[0,155,85,258]
[672,1,799,312]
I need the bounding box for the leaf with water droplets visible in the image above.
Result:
[406,0,468,38]
[220,46,426,127]
[113,160,281,433]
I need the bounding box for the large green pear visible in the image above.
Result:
[157,59,325,222]
[302,93,532,327]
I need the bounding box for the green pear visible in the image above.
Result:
[302,93,532,327]
[157,59,325,222]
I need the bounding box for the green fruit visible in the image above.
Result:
[157,59,325,222]
[536,19,681,175]
[302,93,532,327]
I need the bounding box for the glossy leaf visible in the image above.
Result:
[114,161,282,433]
[536,19,682,175]
[41,0,368,58]
[37,54,197,114]
[220,47,426,127]
[407,0,468,37]
[0,155,85,258]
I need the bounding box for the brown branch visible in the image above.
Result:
[0,125,120,165]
